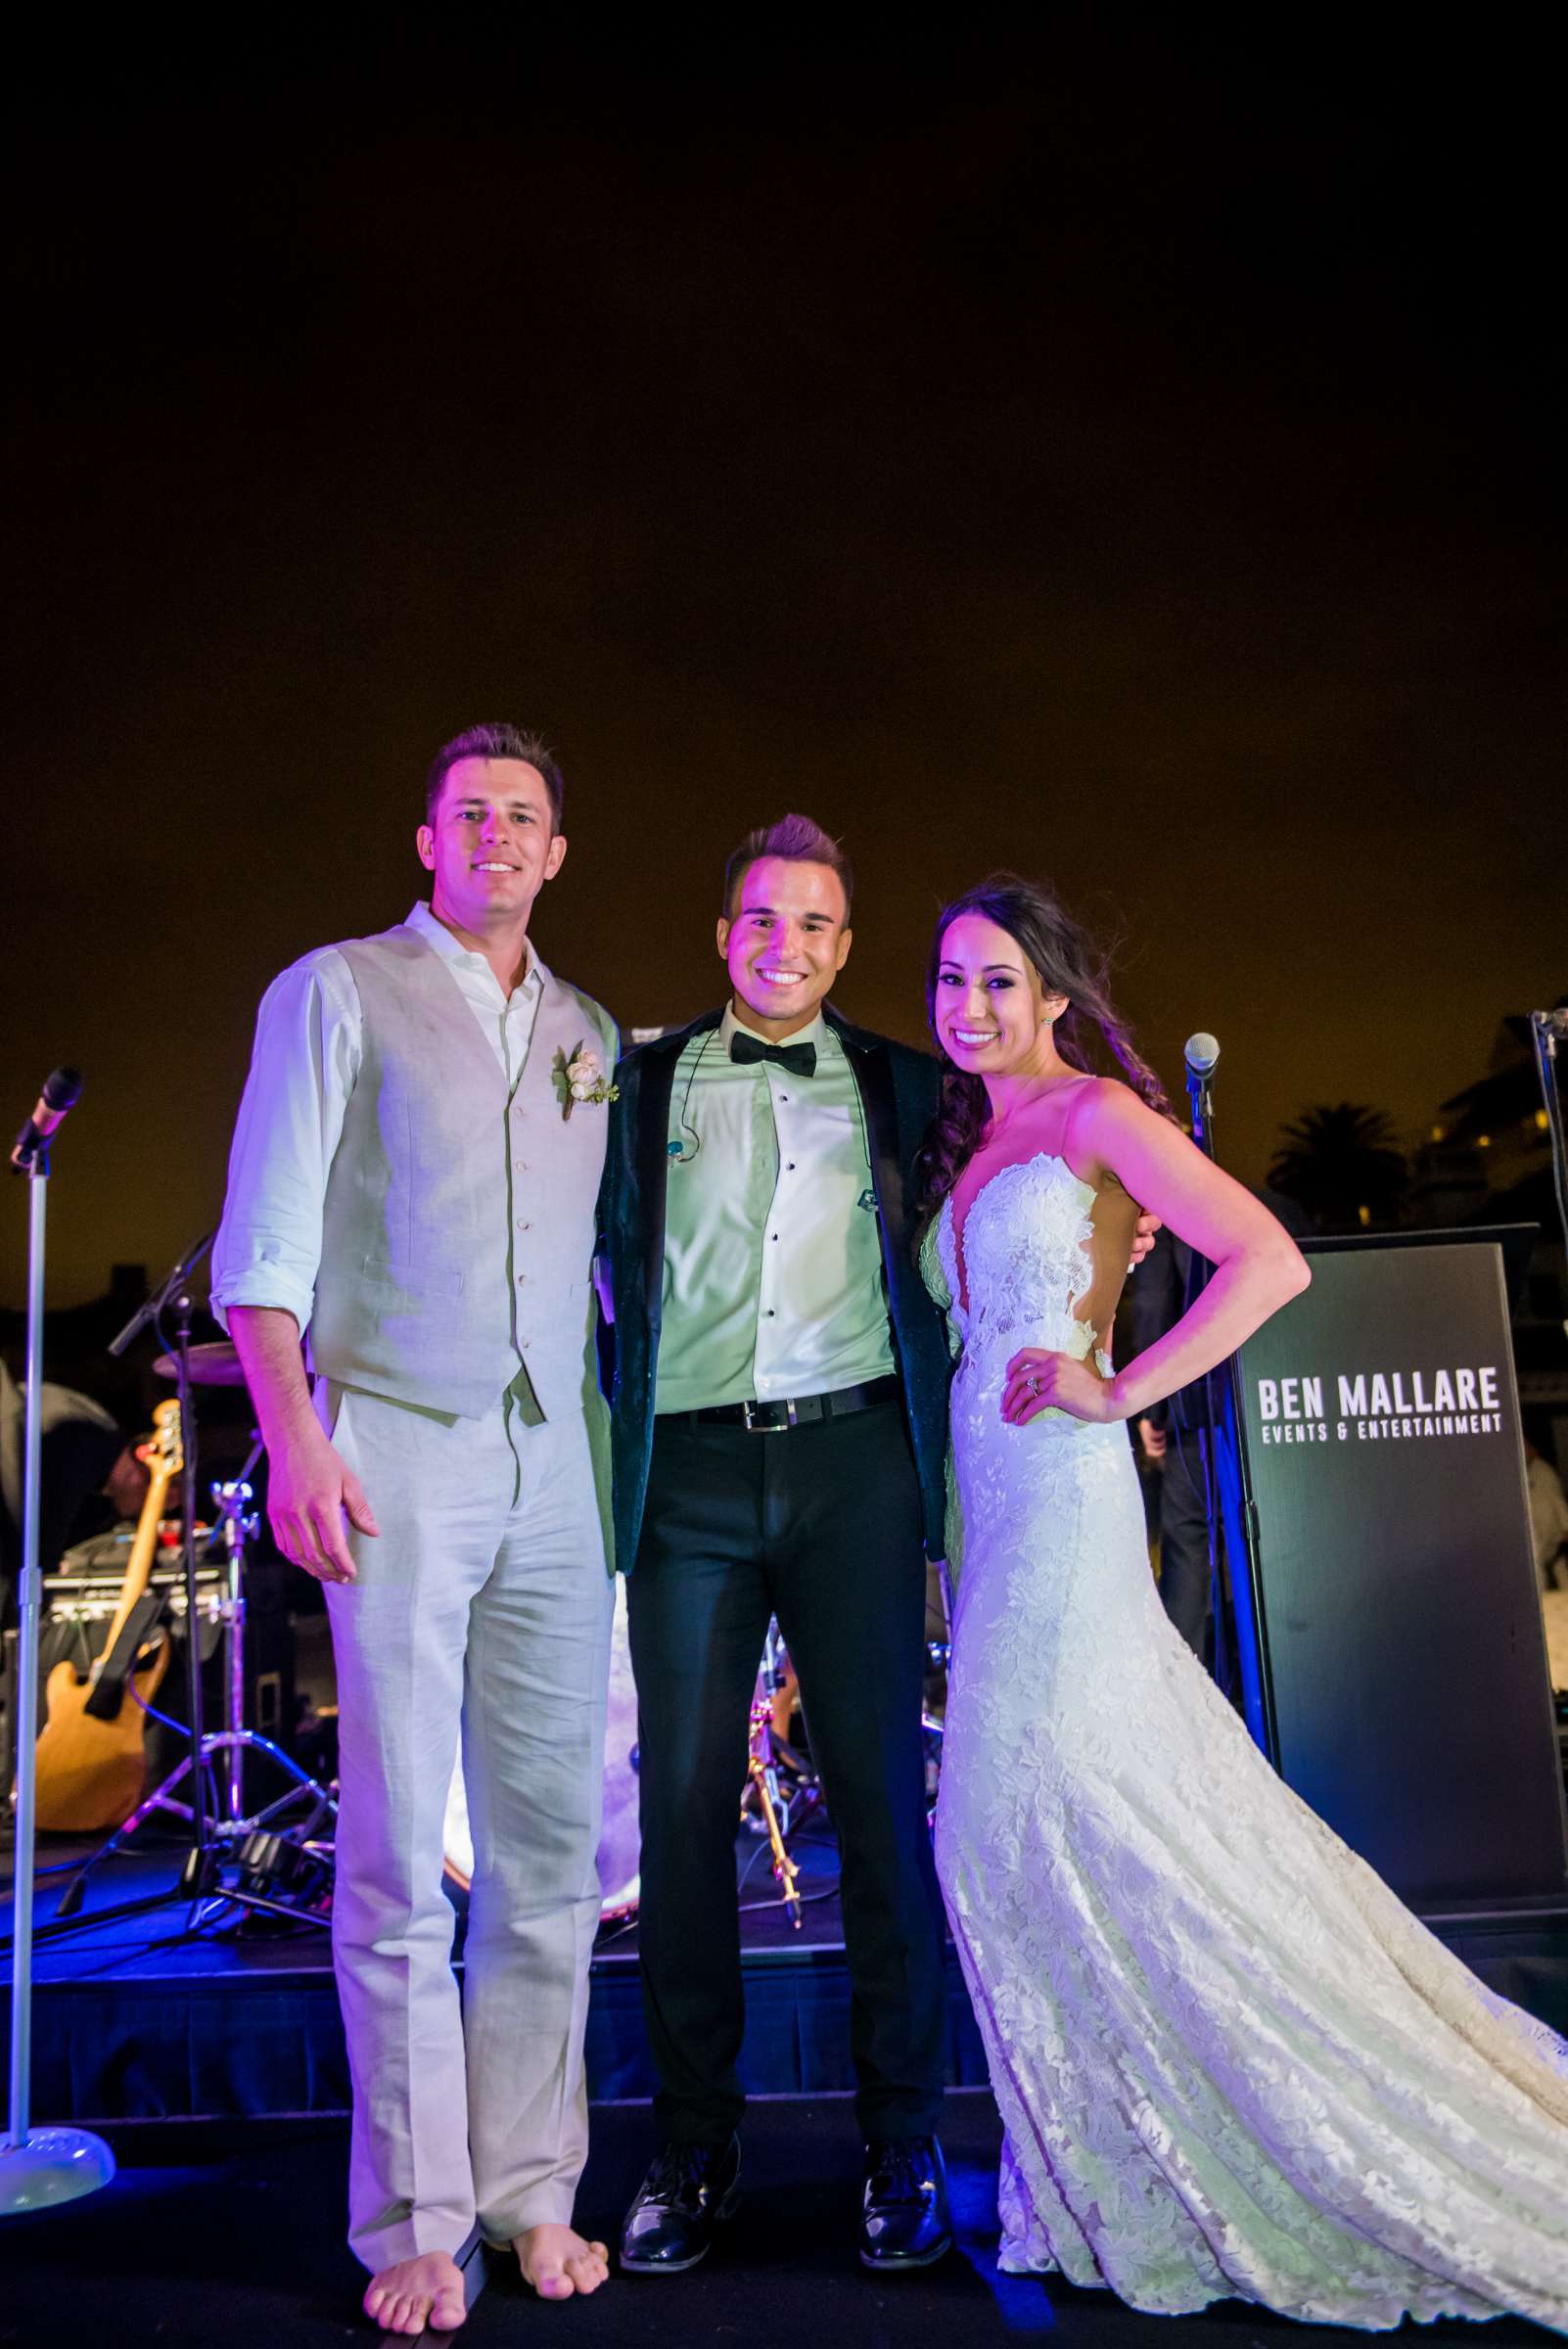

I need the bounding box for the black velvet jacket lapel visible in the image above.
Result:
[603,1012,721,1570]
[631,1030,684,1335]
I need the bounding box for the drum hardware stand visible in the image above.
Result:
[921,1637,950,1812]
[205,1467,338,1854]
[740,1622,823,1927]
[3,1068,115,2216]
[13,1240,338,1954]
[745,1705,803,1926]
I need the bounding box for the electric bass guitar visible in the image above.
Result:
[34,1399,182,1832]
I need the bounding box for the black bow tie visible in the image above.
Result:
[730,1032,817,1079]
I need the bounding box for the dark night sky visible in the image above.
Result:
[5,23,1561,1307]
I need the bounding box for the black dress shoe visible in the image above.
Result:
[620,2136,742,2273]
[858,2134,952,2271]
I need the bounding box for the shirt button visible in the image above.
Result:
[764,1310,776,1318]
[517,1218,530,1231]
[517,1273,528,1285]
[786,1162,796,1171]
[770,1233,779,1241]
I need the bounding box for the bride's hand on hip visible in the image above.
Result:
[1001,1348,1125,1427]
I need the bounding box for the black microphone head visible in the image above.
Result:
[1183,1033,1220,1078]
[42,1065,83,1110]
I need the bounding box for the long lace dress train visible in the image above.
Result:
[925,1152,1568,2330]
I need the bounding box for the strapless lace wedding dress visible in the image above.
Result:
[925,1151,1568,2329]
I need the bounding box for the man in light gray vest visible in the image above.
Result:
[213,724,618,2334]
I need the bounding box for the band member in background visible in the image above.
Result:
[600,812,1159,2278]
[1129,1187,1313,1661]
[1126,1228,1214,1657]
[0,1360,151,1620]
[211,724,617,2335]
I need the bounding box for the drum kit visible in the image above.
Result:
[41,1336,339,1931]
[440,1574,644,1924]
[36,1327,952,1942]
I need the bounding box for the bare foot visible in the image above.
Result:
[363,2249,467,2335]
[514,2222,611,2300]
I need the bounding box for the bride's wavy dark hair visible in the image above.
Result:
[912,873,1172,1234]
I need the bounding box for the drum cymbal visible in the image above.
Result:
[152,1342,249,1387]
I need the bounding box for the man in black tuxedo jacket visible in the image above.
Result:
[1127,1226,1215,1657]
[599,815,956,2276]
[1129,1188,1311,1659]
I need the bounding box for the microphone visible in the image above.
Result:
[1183,1033,1219,1158]
[108,1226,215,1357]
[11,1065,83,1173]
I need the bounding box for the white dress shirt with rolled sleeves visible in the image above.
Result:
[210,899,546,1340]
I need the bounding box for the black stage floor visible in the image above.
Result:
[1,2093,1549,2349]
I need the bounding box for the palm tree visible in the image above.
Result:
[1268,1104,1409,1234]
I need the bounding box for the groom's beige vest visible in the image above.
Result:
[309,925,613,1421]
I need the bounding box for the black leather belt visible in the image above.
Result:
[676,1373,901,1434]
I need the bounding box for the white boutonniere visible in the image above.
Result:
[555,1039,620,1120]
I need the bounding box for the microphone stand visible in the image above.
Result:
[2,1115,115,2214]
[1178,1051,1225,1681]
[1182,1048,1278,1762]
[106,1226,214,1362]
[1530,1013,1568,1322]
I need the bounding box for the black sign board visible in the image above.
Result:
[1234,1230,1567,1906]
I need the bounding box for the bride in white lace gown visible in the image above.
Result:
[917,877,1568,2331]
